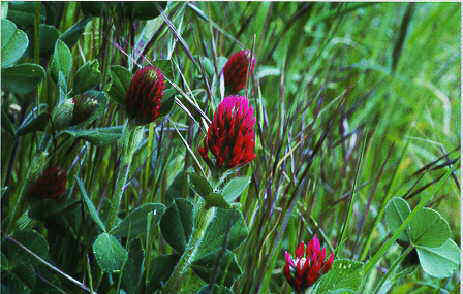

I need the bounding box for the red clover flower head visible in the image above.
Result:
[222,50,256,93]
[284,235,334,292]
[198,95,256,170]
[28,167,67,200]
[126,66,165,125]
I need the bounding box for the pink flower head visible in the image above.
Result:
[126,66,165,125]
[198,96,256,169]
[283,235,334,292]
[222,50,255,93]
[28,167,67,200]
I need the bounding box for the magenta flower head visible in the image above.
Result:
[28,167,67,200]
[284,235,334,292]
[198,96,256,169]
[126,66,165,125]
[222,50,256,93]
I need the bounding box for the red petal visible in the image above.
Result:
[295,242,305,258]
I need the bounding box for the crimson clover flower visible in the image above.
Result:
[222,50,256,93]
[28,167,67,200]
[126,66,165,125]
[284,235,334,292]
[198,96,256,169]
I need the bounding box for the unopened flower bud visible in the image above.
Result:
[126,66,165,125]
[28,166,67,200]
[222,50,256,93]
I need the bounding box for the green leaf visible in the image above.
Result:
[73,60,100,95]
[221,176,251,203]
[41,2,65,28]
[2,230,49,268]
[217,57,228,74]
[2,272,27,294]
[409,207,450,248]
[165,171,189,204]
[50,39,72,82]
[1,107,16,137]
[110,203,166,238]
[75,175,106,232]
[92,233,128,272]
[109,65,131,105]
[312,259,364,294]
[57,70,68,103]
[160,198,193,253]
[189,173,229,208]
[154,59,174,80]
[384,197,411,242]
[203,193,230,209]
[192,250,242,287]
[6,2,45,29]
[59,18,92,48]
[13,263,36,290]
[1,19,29,68]
[16,103,49,136]
[37,24,60,56]
[196,207,248,261]
[196,285,233,294]
[199,56,215,77]
[1,252,9,270]
[416,238,460,278]
[189,173,213,196]
[32,264,64,294]
[29,198,81,222]
[62,126,124,145]
[159,90,175,116]
[2,63,45,94]
[119,2,167,20]
[146,254,179,291]
[51,98,74,130]
[1,2,8,19]
[121,239,144,293]
[80,2,114,16]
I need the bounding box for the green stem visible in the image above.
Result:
[7,151,48,233]
[33,2,41,109]
[373,246,413,293]
[335,134,367,257]
[108,121,142,229]
[360,140,410,261]
[163,199,215,293]
[33,3,40,65]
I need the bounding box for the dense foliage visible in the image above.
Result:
[1,2,460,294]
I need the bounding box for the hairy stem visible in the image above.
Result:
[163,199,215,293]
[108,121,143,229]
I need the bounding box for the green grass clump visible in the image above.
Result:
[1,2,460,294]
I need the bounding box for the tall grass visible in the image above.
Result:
[1,2,459,293]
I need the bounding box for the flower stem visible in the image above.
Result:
[162,198,215,293]
[373,246,413,293]
[108,121,142,229]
